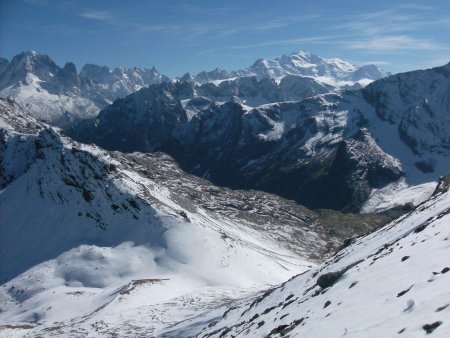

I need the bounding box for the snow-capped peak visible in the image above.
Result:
[192,50,386,87]
[0,51,169,126]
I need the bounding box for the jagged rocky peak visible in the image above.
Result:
[0,51,170,126]
[1,50,169,91]
[179,72,194,82]
[20,50,58,73]
[0,50,59,87]
[62,61,77,75]
[59,62,79,86]
[140,65,168,83]
[0,57,9,75]
[80,63,111,83]
[194,67,232,83]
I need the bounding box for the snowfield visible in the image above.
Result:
[175,179,450,338]
[0,103,311,336]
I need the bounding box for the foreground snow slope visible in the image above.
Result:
[179,178,450,337]
[0,99,388,337]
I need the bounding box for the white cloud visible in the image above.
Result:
[346,35,441,52]
[198,35,339,55]
[352,60,391,66]
[332,5,450,54]
[22,0,47,5]
[422,57,450,68]
[79,10,112,21]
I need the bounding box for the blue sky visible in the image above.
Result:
[1,0,449,77]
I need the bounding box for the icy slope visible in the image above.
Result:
[0,99,388,336]
[179,176,450,338]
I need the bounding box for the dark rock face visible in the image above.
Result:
[71,64,450,211]
[195,75,332,106]
[71,85,403,211]
[92,82,189,153]
[432,174,450,195]
[169,112,401,211]
[362,64,450,156]
[0,58,10,76]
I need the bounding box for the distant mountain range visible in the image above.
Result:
[190,50,387,86]
[0,51,168,126]
[0,50,386,126]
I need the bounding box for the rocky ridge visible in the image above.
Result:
[73,63,450,211]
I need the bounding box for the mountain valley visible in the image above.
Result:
[0,48,449,337]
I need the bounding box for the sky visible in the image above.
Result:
[1,0,449,77]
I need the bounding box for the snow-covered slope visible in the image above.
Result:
[0,51,168,126]
[193,50,387,87]
[0,99,389,337]
[0,52,99,126]
[174,175,450,338]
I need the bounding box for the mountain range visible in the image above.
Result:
[71,62,450,212]
[0,50,385,126]
[191,50,387,87]
[0,49,449,337]
[0,51,168,126]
